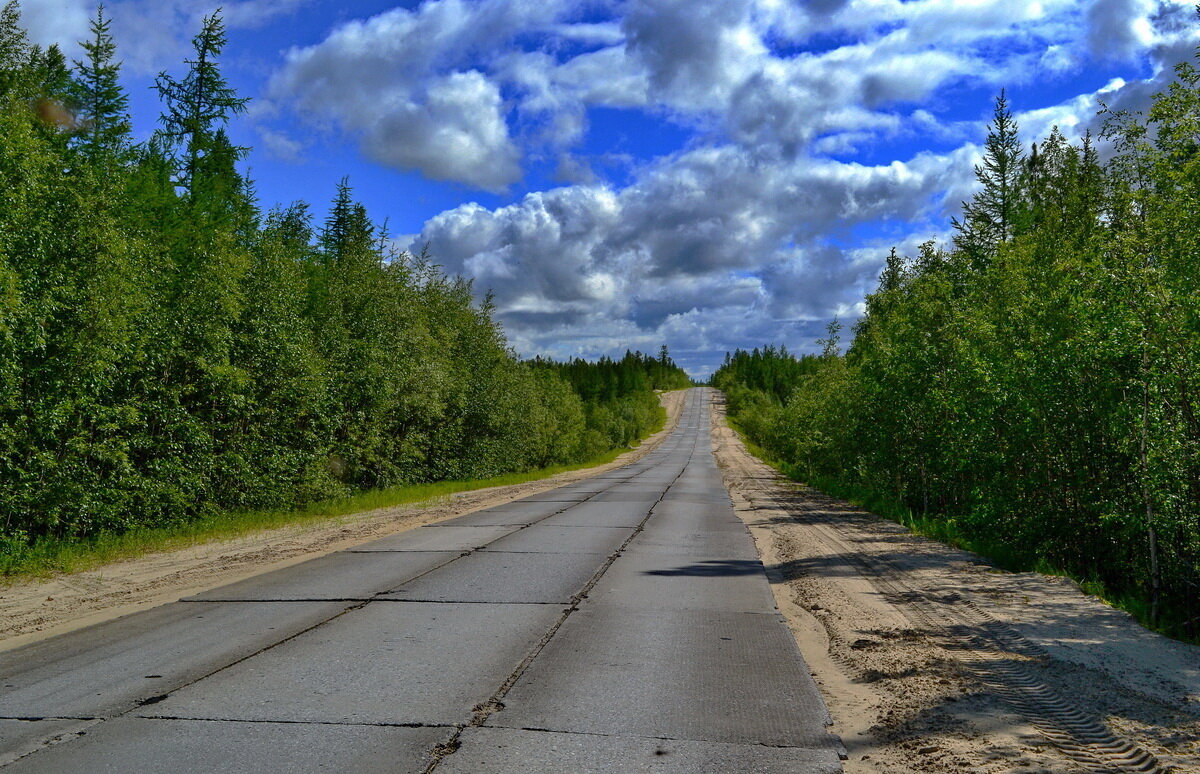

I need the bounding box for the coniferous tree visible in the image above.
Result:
[0,7,680,583]
[954,90,1023,261]
[190,127,256,232]
[71,4,130,161]
[320,178,356,260]
[30,43,70,101]
[154,11,248,197]
[715,58,1200,639]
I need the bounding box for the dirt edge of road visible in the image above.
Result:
[0,391,687,652]
[709,392,1200,774]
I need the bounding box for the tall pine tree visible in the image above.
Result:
[954,90,1024,262]
[71,5,130,161]
[154,11,248,198]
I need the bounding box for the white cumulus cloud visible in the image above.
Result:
[261,0,1200,368]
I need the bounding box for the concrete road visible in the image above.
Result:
[0,389,843,772]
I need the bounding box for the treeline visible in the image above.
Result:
[530,348,691,450]
[716,346,820,404]
[715,63,1200,638]
[533,347,691,402]
[0,4,682,550]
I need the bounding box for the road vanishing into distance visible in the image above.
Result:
[0,389,843,772]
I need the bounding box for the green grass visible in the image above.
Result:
[1,407,667,582]
[723,415,1197,644]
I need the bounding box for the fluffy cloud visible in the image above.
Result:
[406,141,975,367]
[268,0,569,190]
[355,71,520,191]
[18,0,312,72]
[1088,0,1156,59]
[270,0,1161,188]
[18,0,89,52]
[258,127,305,162]
[266,0,1200,371]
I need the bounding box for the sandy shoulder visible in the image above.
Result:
[0,390,687,651]
[709,392,1200,774]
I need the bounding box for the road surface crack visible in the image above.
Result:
[422,393,706,772]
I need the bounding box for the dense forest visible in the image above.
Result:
[715,64,1200,639]
[530,348,692,451]
[0,4,688,552]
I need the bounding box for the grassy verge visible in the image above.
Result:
[724,416,1191,643]
[1,405,668,582]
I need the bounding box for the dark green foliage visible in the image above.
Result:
[153,11,248,196]
[530,349,690,456]
[716,63,1200,641]
[954,90,1023,262]
[0,1,23,76]
[70,5,130,161]
[0,6,676,556]
[534,348,691,401]
[712,345,820,404]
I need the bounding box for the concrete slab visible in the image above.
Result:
[674,465,720,478]
[540,501,651,528]
[587,487,664,503]
[3,718,450,774]
[383,551,602,603]
[439,727,843,773]
[514,491,592,502]
[349,524,518,552]
[431,503,561,526]
[632,468,684,479]
[585,551,778,613]
[0,719,97,767]
[637,476,686,487]
[624,522,760,559]
[641,499,744,531]
[190,551,457,601]
[660,490,731,506]
[0,600,347,719]
[147,602,562,726]
[544,482,615,494]
[492,607,836,749]
[481,525,632,555]
[663,480,724,491]
[623,480,676,490]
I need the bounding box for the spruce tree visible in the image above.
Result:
[71,5,131,161]
[191,127,256,232]
[320,178,363,262]
[954,90,1024,261]
[30,43,70,99]
[878,247,905,293]
[154,11,248,196]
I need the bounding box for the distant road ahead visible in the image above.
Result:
[0,388,842,773]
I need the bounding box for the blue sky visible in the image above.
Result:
[20,0,1200,377]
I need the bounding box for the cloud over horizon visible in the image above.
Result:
[24,0,1200,376]
[280,0,1193,375]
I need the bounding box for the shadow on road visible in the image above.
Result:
[643,559,762,577]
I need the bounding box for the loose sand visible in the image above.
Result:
[0,391,686,652]
[710,392,1200,774]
